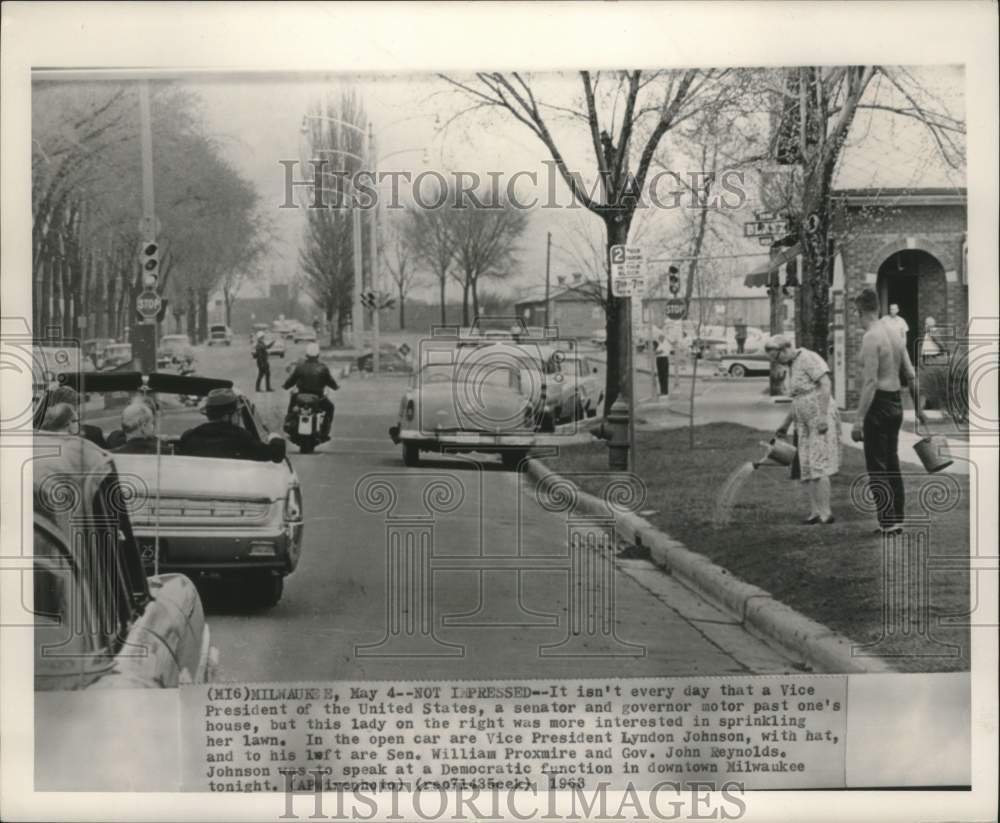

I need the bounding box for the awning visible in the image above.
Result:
[744,244,801,288]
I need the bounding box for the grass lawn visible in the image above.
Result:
[541,422,971,673]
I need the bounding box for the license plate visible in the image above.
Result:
[298,417,313,435]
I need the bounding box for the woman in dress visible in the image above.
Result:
[766,335,841,525]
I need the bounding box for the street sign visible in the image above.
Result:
[136,290,162,319]
[610,244,645,297]
[744,218,789,238]
[397,342,411,357]
[664,298,687,320]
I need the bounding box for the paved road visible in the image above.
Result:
[186,340,797,681]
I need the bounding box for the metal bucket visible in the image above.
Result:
[757,437,797,467]
[913,435,954,473]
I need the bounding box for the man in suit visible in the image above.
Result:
[177,388,276,462]
[113,401,161,454]
[47,385,107,448]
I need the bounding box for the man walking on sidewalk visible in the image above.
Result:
[851,288,926,534]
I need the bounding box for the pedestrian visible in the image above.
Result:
[655,335,671,396]
[734,318,748,354]
[766,335,841,525]
[921,316,946,364]
[852,288,927,535]
[253,330,273,392]
[884,303,909,346]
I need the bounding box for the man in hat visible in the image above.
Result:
[177,387,275,461]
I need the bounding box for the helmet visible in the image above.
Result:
[256,330,265,340]
[305,343,320,359]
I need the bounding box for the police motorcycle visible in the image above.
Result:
[285,390,327,454]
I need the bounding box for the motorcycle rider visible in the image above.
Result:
[283,342,338,441]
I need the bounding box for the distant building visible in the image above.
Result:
[515,275,604,340]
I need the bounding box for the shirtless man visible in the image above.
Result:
[852,288,927,534]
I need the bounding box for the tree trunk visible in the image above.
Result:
[602,216,632,415]
[398,284,406,329]
[197,288,209,343]
[186,288,197,342]
[439,275,447,325]
[797,176,833,359]
[471,278,480,321]
[461,281,470,326]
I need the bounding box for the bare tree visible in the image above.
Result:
[440,69,737,414]
[765,66,965,356]
[447,190,529,325]
[382,212,421,329]
[404,200,457,326]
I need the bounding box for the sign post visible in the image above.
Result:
[610,244,645,473]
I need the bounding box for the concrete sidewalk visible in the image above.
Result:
[635,381,970,475]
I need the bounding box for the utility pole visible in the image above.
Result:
[134,80,160,373]
[544,231,552,326]
[370,122,380,376]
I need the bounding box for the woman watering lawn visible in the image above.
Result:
[765,335,842,525]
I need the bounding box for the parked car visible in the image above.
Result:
[357,343,412,373]
[590,329,607,349]
[266,333,286,358]
[32,431,216,690]
[101,342,133,370]
[294,326,318,344]
[540,350,603,423]
[83,337,116,369]
[388,343,538,470]
[717,352,773,377]
[206,324,232,346]
[62,371,304,608]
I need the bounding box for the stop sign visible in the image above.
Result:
[664,298,687,320]
[136,290,162,319]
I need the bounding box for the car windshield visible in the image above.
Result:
[418,361,521,389]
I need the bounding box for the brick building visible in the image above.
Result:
[746,187,968,408]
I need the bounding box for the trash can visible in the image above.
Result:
[656,354,670,395]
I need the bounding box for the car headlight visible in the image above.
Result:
[284,486,303,522]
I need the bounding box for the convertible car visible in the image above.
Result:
[388,342,541,470]
[33,432,216,689]
[55,371,304,608]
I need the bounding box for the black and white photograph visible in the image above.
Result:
[1,3,996,821]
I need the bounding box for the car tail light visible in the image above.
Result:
[284,487,303,522]
[405,400,415,421]
[250,542,277,557]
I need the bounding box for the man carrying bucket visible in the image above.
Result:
[852,288,928,535]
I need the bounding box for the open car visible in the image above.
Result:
[55,371,305,608]
[33,432,216,689]
[388,342,542,470]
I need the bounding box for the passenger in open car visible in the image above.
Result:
[113,401,162,454]
[177,387,275,462]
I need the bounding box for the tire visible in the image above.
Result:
[574,398,585,422]
[298,438,316,454]
[539,411,555,433]
[729,363,747,378]
[402,441,420,467]
[244,572,283,609]
[501,449,527,471]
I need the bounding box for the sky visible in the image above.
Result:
[188,66,966,305]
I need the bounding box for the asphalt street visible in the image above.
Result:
[187,339,797,682]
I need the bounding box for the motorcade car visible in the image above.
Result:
[388,342,539,470]
[32,431,216,689]
[717,352,773,377]
[250,322,270,343]
[590,329,607,348]
[59,371,304,608]
[207,324,233,346]
[258,332,286,358]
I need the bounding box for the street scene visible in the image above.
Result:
[10,33,988,809]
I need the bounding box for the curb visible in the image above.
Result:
[524,458,893,675]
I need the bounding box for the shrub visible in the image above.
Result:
[919,362,968,422]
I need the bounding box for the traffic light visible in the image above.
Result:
[667,265,681,295]
[140,241,160,289]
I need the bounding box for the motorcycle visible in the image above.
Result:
[284,392,328,454]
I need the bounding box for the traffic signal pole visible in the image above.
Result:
[136,80,158,372]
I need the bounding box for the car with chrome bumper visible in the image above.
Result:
[389,343,540,470]
[61,371,304,608]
